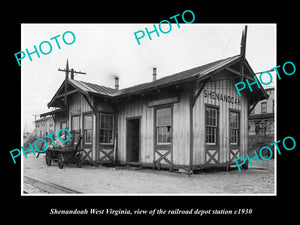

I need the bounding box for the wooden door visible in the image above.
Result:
[126,118,140,163]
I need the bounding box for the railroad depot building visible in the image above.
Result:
[40,54,268,172]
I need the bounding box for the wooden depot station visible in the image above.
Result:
[40,27,268,172]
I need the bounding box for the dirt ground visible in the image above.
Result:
[23,154,275,195]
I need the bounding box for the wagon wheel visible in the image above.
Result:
[45,151,52,166]
[76,154,83,168]
[58,154,64,169]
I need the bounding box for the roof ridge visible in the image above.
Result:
[75,80,116,91]
[69,55,241,97]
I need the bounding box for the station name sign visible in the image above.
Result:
[203,89,240,105]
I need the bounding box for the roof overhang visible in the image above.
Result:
[45,55,269,109]
[197,56,269,106]
[113,55,268,106]
[40,108,66,118]
[249,112,274,120]
[47,80,90,108]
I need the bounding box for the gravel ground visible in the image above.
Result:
[23,182,49,194]
[23,154,275,195]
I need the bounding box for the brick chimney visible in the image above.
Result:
[115,76,119,90]
[153,67,157,81]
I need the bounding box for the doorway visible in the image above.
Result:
[126,118,140,163]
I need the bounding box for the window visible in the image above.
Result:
[229,111,239,144]
[205,107,218,144]
[71,115,80,143]
[258,122,267,136]
[261,102,267,113]
[156,107,172,144]
[100,114,114,144]
[60,121,67,129]
[83,115,93,144]
[72,116,80,130]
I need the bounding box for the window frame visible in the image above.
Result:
[155,106,173,145]
[258,122,267,136]
[83,114,93,145]
[261,102,267,114]
[229,110,240,145]
[71,115,80,131]
[71,115,81,144]
[99,113,114,145]
[205,105,219,145]
[60,121,67,129]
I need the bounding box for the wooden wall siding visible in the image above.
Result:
[94,96,115,113]
[68,93,81,113]
[67,93,96,161]
[68,92,97,114]
[192,71,248,165]
[118,98,154,163]
[54,114,67,135]
[172,89,191,166]
[117,89,191,166]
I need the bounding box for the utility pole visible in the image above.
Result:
[240,25,248,82]
[58,59,86,129]
[32,114,39,122]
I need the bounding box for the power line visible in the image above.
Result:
[220,26,239,59]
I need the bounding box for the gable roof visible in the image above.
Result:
[69,79,117,96]
[117,55,243,97]
[47,55,268,108]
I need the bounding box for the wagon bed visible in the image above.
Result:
[45,135,83,169]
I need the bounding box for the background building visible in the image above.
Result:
[248,87,275,155]
[34,116,55,138]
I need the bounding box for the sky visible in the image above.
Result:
[21,23,276,132]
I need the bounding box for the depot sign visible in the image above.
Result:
[203,89,241,105]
